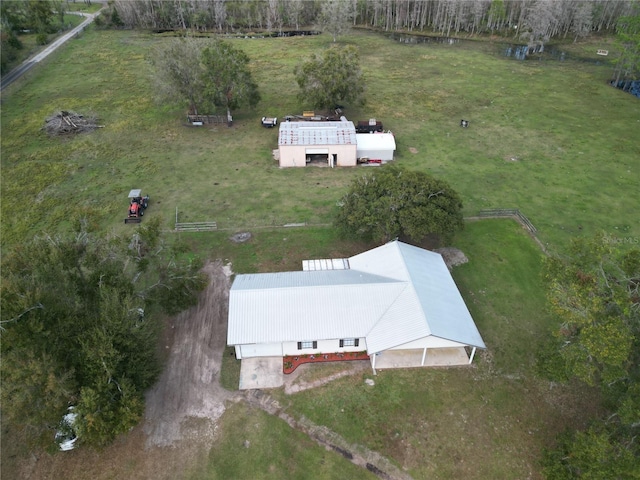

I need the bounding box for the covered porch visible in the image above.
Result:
[370,347,476,374]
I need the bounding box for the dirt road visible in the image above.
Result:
[143,260,238,449]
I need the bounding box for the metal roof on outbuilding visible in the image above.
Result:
[278,121,357,146]
[355,132,396,151]
[227,240,486,352]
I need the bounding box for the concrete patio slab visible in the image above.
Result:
[373,347,470,370]
[239,357,284,390]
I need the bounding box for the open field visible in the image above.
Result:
[0,24,635,479]
[1,28,638,252]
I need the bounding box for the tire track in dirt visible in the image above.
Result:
[143,260,240,449]
[142,260,412,479]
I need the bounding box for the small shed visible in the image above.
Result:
[356,132,396,163]
[278,120,357,167]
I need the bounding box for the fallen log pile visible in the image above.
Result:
[42,110,103,136]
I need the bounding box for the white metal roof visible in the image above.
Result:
[278,121,357,147]
[302,258,349,271]
[355,133,397,151]
[227,241,486,352]
[349,241,486,351]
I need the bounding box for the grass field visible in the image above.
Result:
[193,402,378,480]
[1,24,636,479]
[1,28,638,252]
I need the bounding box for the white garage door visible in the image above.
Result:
[240,343,283,358]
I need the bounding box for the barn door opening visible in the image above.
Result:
[305,148,329,166]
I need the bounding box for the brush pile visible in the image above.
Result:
[42,110,102,136]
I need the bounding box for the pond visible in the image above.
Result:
[384,32,609,65]
[611,79,640,98]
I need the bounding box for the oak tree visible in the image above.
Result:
[334,165,464,245]
[541,234,640,478]
[200,38,261,116]
[150,37,260,117]
[0,219,207,447]
[294,45,364,110]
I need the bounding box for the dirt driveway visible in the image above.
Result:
[143,260,238,449]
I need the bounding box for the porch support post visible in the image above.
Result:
[371,353,377,375]
[469,347,477,364]
[421,346,427,366]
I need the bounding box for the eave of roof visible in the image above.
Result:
[227,241,486,350]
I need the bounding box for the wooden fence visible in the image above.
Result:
[186,113,233,127]
[174,207,217,231]
[477,209,537,233]
[174,221,218,232]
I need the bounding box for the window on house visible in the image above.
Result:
[339,338,359,348]
[297,341,317,350]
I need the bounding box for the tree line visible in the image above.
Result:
[0,0,68,73]
[540,236,640,478]
[1,220,208,447]
[109,0,636,40]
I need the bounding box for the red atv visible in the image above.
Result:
[124,189,150,224]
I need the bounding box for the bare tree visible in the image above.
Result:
[213,0,226,31]
[521,0,559,53]
[266,0,281,33]
[286,0,305,30]
[317,0,354,42]
[570,0,593,43]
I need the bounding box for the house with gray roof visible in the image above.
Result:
[227,240,485,379]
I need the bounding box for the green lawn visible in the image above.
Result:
[193,402,377,480]
[1,28,638,253]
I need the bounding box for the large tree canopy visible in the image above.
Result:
[541,234,640,478]
[200,39,261,113]
[150,37,260,115]
[545,235,639,386]
[334,165,464,245]
[294,45,364,110]
[0,220,207,447]
[150,37,205,114]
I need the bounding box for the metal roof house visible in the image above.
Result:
[277,119,358,167]
[227,241,485,375]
